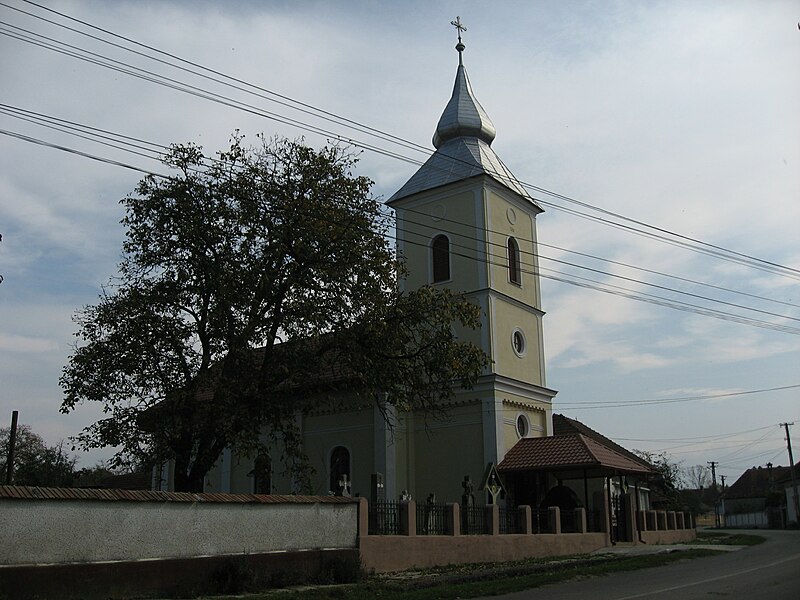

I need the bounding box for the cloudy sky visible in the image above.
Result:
[1,0,798,486]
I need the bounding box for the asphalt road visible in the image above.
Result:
[480,529,800,600]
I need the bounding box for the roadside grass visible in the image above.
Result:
[689,530,766,546]
[208,549,723,600]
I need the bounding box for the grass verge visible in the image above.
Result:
[689,530,766,546]
[209,549,723,600]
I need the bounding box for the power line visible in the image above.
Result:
[4,1,799,282]
[555,384,800,408]
[5,101,797,332]
[4,123,799,336]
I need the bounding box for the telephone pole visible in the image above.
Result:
[5,411,19,485]
[708,461,719,527]
[780,422,799,524]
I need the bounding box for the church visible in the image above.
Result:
[182,30,560,504]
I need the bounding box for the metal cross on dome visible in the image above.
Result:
[450,16,467,63]
[451,16,467,43]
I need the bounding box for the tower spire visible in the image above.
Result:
[450,16,467,65]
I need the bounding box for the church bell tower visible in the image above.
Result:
[387,20,556,497]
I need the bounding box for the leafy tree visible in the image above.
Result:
[633,449,684,509]
[1,424,77,487]
[61,135,488,492]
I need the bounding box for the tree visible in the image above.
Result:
[1,424,77,487]
[633,449,684,509]
[684,464,711,489]
[61,135,488,492]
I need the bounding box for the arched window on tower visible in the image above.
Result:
[507,237,521,285]
[329,446,351,495]
[431,235,450,283]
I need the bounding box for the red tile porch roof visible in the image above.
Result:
[497,433,655,475]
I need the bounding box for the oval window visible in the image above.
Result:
[512,329,526,356]
[517,415,529,438]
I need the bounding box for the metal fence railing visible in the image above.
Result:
[368,500,400,535]
[417,502,448,535]
[531,509,551,533]
[560,509,578,533]
[499,507,522,534]
[587,509,605,533]
[461,504,487,535]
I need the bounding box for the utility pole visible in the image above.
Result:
[5,410,19,485]
[707,461,718,490]
[708,461,719,527]
[719,475,727,527]
[780,422,799,524]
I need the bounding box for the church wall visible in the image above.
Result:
[303,409,374,496]
[500,402,548,458]
[490,298,544,386]
[485,188,541,308]
[411,403,485,503]
[395,188,481,292]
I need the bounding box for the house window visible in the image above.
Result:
[252,453,272,494]
[431,235,450,283]
[508,237,521,285]
[329,446,351,495]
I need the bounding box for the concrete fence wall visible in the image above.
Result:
[1,486,359,566]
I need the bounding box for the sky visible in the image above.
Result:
[1,0,798,487]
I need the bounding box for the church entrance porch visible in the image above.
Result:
[497,433,657,544]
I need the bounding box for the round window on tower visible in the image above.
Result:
[516,414,529,438]
[512,328,526,357]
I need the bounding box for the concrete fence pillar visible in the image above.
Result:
[448,503,461,536]
[400,500,416,536]
[486,504,500,536]
[647,510,658,530]
[519,505,532,535]
[575,507,587,533]
[667,511,677,530]
[548,506,562,535]
[637,510,647,531]
[657,511,668,530]
[358,497,369,538]
[677,511,685,529]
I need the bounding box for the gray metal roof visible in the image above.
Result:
[389,61,535,206]
[432,64,496,148]
[389,136,527,202]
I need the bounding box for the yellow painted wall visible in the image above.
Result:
[398,188,481,292]
[303,409,374,496]
[491,298,544,386]
[410,403,486,503]
[485,189,541,308]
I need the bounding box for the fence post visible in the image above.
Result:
[676,511,685,529]
[667,511,677,530]
[358,497,369,538]
[575,507,587,533]
[486,504,500,535]
[448,503,461,536]
[519,505,532,535]
[400,500,416,536]
[548,506,561,534]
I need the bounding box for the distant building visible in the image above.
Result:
[723,462,799,528]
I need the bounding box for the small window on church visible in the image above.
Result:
[508,237,521,285]
[512,329,526,357]
[329,446,351,495]
[517,414,529,438]
[431,235,450,283]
